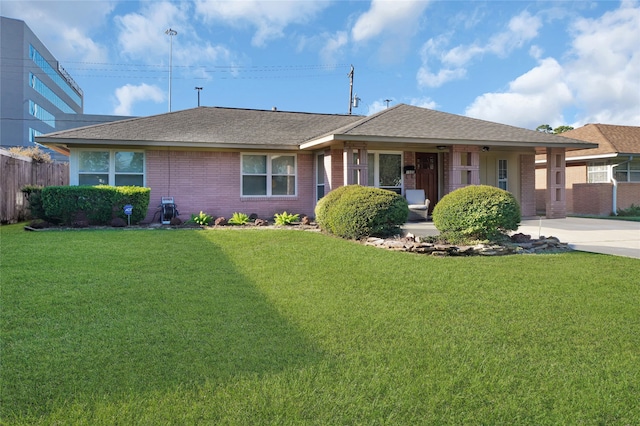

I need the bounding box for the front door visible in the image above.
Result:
[416,153,438,214]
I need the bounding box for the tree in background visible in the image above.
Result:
[536,124,574,134]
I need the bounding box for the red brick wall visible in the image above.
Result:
[537,162,638,215]
[403,151,416,190]
[519,154,535,217]
[616,183,640,212]
[545,148,566,218]
[573,183,612,215]
[145,150,315,223]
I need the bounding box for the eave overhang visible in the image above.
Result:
[35,137,301,152]
[300,134,598,153]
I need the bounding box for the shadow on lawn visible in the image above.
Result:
[1,229,325,418]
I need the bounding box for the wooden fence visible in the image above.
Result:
[1,149,69,223]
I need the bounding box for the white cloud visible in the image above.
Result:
[465,58,573,129]
[409,97,438,110]
[113,83,164,115]
[114,1,233,78]
[319,31,349,64]
[442,11,541,66]
[417,10,542,88]
[417,67,467,89]
[351,0,430,62]
[529,45,544,60]
[464,1,640,128]
[565,1,640,125]
[194,0,328,47]
[351,0,430,42]
[416,35,466,88]
[1,0,113,62]
[115,2,189,60]
[367,100,388,116]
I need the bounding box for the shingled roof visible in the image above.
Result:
[303,104,596,152]
[38,104,597,154]
[38,107,363,150]
[558,124,640,158]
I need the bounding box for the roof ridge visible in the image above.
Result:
[339,103,405,133]
[592,124,621,153]
[202,105,358,117]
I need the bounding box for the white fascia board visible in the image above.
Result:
[535,153,619,164]
[300,134,338,150]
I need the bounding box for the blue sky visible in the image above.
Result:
[3,0,639,129]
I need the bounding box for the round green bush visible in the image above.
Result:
[432,185,521,241]
[315,185,409,239]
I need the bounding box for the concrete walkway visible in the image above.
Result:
[403,217,640,259]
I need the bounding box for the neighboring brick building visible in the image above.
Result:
[37,104,596,222]
[535,124,640,216]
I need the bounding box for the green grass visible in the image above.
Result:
[1,224,639,424]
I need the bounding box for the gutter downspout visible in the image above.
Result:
[610,155,633,216]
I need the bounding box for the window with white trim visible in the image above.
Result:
[316,153,325,201]
[242,154,296,196]
[78,150,144,186]
[614,160,640,182]
[587,162,608,183]
[498,159,508,190]
[352,152,402,194]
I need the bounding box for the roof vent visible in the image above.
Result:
[272,107,277,111]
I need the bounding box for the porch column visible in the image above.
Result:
[343,143,368,186]
[519,154,536,217]
[327,148,343,192]
[445,145,480,194]
[404,151,416,190]
[545,147,567,218]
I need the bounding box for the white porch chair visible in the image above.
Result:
[405,189,430,221]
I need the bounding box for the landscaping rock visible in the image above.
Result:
[214,217,227,226]
[254,218,268,226]
[363,233,572,256]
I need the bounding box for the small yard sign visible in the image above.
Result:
[123,204,133,226]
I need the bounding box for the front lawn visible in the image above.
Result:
[1,224,639,424]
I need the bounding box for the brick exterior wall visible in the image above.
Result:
[145,150,316,223]
[519,154,535,217]
[328,148,344,192]
[403,151,416,190]
[618,183,640,212]
[545,148,566,218]
[564,163,587,214]
[537,161,639,215]
[572,183,640,215]
[572,183,612,215]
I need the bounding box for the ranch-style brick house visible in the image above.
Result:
[535,124,640,216]
[37,104,597,223]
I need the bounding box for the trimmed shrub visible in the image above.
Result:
[432,185,520,241]
[21,185,46,220]
[315,185,409,239]
[615,203,640,217]
[39,185,150,225]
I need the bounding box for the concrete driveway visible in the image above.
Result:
[403,217,640,259]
